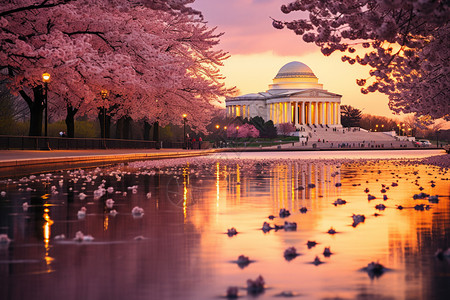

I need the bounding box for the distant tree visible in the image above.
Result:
[274,1,449,120]
[0,83,16,134]
[248,116,278,138]
[340,105,362,128]
[261,120,277,138]
[237,123,259,138]
[249,116,265,132]
[359,114,398,132]
[277,122,296,136]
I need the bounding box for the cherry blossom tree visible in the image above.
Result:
[276,122,296,136]
[1,0,232,137]
[227,123,259,138]
[237,123,259,138]
[274,0,449,120]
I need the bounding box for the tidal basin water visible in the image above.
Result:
[0,150,449,300]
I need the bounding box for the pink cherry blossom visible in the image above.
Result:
[274,0,449,120]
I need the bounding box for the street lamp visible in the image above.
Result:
[215,125,220,148]
[183,114,187,149]
[101,89,108,149]
[375,124,378,132]
[42,73,50,137]
[436,130,440,148]
[42,73,51,150]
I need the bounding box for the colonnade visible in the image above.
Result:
[227,105,250,119]
[268,101,340,126]
[227,100,340,126]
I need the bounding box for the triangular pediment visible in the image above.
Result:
[287,89,341,98]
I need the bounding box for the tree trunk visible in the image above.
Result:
[153,121,159,148]
[115,117,123,139]
[106,114,111,138]
[20,87,45,136]
[98,108,110,139]
[65,104,78,138]
[144,121,152,140]
[123,116,131,139]
[115,116,132,139]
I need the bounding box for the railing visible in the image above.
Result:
[0,135,184,150]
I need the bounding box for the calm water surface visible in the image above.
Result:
[0,150,449,300]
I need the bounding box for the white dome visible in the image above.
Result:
[275,61,316,79]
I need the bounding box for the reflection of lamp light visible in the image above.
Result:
[183,167,188,220]
[43,206,54,268]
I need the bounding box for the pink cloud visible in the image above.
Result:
[192,0,315,56]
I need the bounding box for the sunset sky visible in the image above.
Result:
[192,0,398,119]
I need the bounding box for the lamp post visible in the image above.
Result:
[215,125,220,148]
[375,124,378,132]
[101,89,108,149]
[436,130,440,148]
[42,73,50,150]
[42,73,50,137]
[183,114,187,149]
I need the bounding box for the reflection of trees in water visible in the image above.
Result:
[405,196,450,299]
[0,170,206,300]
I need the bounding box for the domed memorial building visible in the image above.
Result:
[226,61,342,128]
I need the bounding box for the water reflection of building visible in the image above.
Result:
[224,161,342,212]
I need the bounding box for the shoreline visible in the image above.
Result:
[0,148,447,178]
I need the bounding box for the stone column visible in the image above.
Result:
[294,102,298,125]
[327,102,330,125]
[301,102,305,125]
[307,102,312,125]
[337,103,341,125]
[271,104,274,121]
[288,102,292,124]
[275,103,278,124]
[314,102,318,125]
[322,102,326,125]
[272,103,276,124]
[330,103,334,124]
[280,102,283,124]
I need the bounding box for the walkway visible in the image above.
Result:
[0,149,218,178]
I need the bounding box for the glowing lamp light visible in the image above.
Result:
[42,73,50,82]
[215,125,220,129]
[182,114,187,119]
[101,89,108,99]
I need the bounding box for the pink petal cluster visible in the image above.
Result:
[275,0,449,120]
[0,0,234,133]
